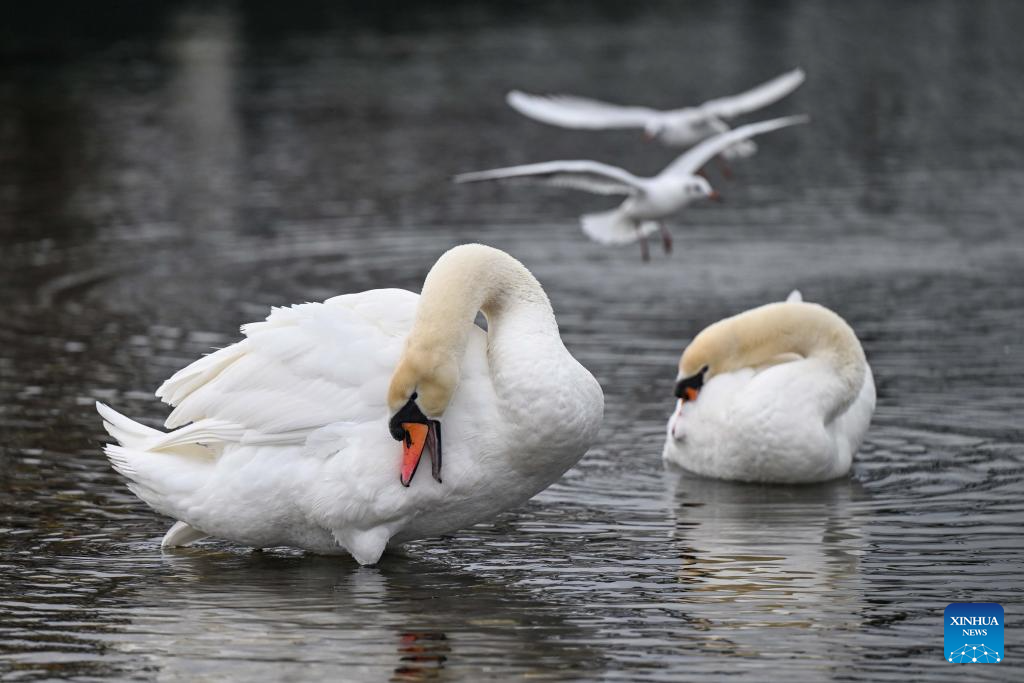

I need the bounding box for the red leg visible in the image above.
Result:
[636,226,650,262]
[717,157,734,180]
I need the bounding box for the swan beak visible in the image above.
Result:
[707,190,723,202]
[399,419,443,487]
[400,423,429,486]
[674,365,708,404]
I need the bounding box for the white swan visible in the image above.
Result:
[455,115,807,260]
[507,68,806,156]
[663,291,875,483]
[97,244,604,565]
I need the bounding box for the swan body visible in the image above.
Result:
[455,116,807,258]
[98,245,604,564]
[507,68,806,153]
[663,291,875,483]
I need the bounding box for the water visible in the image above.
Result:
[2,1,1022,680]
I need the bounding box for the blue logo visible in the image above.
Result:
[945,603,1003,663]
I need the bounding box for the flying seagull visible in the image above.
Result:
[455,115,808,261]
[507,68,805,163]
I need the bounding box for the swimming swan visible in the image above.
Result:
[98,244,604,564]
[663,291,874,483]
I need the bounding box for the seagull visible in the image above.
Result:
[455,115,807,260]
[507,68,805,165]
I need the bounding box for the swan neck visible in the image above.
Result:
[412,245,557,352]
[686,302,867,418]
[390,245,559,417]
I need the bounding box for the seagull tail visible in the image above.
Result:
[580,210,659,246]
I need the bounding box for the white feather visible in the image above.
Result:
[455,160,644,196]
[506,90,659,129]
[699,68,806,120]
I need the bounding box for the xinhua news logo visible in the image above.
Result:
[944,603,1003,663]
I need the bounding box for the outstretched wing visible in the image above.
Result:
[155,289,421,440]
[507,90,660,130]
[660,115,809,178]
[455,160,645,196]
[700,68,806,120]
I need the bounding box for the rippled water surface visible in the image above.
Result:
[2,1,1023,680]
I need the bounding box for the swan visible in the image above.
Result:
[507,68,806,158]
[663,291,875,483]
[455,115,807,260]
[97,244,604,565]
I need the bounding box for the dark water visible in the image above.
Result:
[2,1,1023,680]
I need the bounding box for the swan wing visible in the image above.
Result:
[155,288,421,440]
[455,160,644,196]
[660,115,809,178]
[507,90,661,130]
[700,68,806,120]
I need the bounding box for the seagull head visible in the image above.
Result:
[685,175,720,202]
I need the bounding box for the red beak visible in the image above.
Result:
[400,422,430,487]
[398,420,442,487]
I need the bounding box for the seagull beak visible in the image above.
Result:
[707,190,723,203]
[399,419,442,487]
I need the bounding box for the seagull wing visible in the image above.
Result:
[507,90,661,130]
[660,115,809,178]
[700,68,806,120]
[454,160,645,196]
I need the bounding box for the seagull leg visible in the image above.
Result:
[636,225,650,262]
[659,223,672,254]
[717,157,734,180]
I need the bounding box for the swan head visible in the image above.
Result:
[387,348,459,487]
[674,300,867,411]
[673,364,709,404]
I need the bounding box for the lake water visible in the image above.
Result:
[1,1,1022,680]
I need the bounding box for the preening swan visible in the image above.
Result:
[455,116,807,260]
[98,244,604,565]
[507,68,806,155]
[663,291,875,483]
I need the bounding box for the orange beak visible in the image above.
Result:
[684,387,700,402]
[400,422,430,487]
[708,190,722,203]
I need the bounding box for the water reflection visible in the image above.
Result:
[99,549,605,680]
[668,467,866,624]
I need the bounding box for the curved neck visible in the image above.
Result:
[684,302,867,419]
[411,245,558,357]
[388,244,560,417]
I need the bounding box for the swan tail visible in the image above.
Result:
[97,401,162,449]
[580,209,659,245]
[97,402,216,518]
[786,289,803,303]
